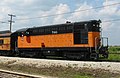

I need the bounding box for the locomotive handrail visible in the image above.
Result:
[95,37,99,52]
[95,37,109,53]
[101,37,109,47]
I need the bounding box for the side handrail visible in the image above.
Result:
[101,37,109,47]
[95,37,108,52]
[95,37,99,52]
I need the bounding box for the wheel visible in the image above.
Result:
[90,53,99,60]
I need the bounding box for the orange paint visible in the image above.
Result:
[88,32,100,47]
[18,32,100,48]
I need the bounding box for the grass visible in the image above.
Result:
[108,54,120,61]
[107,46,120,61]
[0,62,119,78]
[109,46,120,53]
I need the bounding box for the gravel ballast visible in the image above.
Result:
[0,56,119,78]
[0,56,119,72]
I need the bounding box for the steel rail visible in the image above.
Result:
[0,69,42,78]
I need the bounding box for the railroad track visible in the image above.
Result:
[0,69,44,78]
[3,55,120,62]
[38,56,120,62]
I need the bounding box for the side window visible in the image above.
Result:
[0,40,3,45]
[80,30,88,44]
[74,23,88,44]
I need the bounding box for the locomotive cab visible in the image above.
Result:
[90,20,109,60]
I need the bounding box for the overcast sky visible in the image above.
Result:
[0,0,120,45]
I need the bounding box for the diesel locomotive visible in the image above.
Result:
[0,20,109,60]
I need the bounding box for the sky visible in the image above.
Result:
[0,0,120,45]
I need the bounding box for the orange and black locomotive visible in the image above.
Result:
[1,20,109,60]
